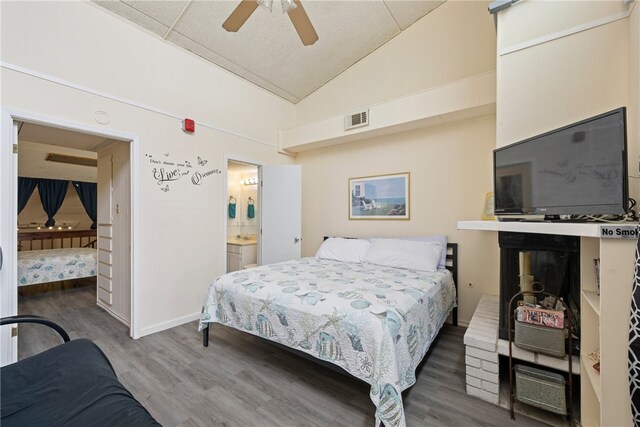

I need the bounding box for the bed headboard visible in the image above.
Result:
[445,243,458,326]
[322,236,458,326]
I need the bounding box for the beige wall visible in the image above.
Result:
[1,1,295,335]
[495,3,638,424]
[297,116,499,325]
[295,0,496,124]
[18,185,93,230]
[293,1,499,325]
[630,1,640,183]
[9,0,634,338]
[496,0,639,200]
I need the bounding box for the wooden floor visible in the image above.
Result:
[18,285,548,427]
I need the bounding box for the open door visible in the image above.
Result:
[0,119,18,366]
[260,165,301,265]
[96,143,131,326]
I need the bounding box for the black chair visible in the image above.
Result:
[1,315,160,427]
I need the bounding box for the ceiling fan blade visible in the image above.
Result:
[287,0,318,46]
[222,0,259,32]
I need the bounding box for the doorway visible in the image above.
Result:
[0,110,140,365]
[226,160,260,273]
[223,159,303,274]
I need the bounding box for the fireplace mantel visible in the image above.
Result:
[457,220,635,238]
[459,218,637,425]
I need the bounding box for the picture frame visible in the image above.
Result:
[482,191,495,220]
[349,172,410,220]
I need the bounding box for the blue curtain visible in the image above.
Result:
[37,179,69,227]
[17,177,38,214]
[73,181,97,229]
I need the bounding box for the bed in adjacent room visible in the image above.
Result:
[200,237,458,427]
[18,248,97,287]
[17,230,97,287]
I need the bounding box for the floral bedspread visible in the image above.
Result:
[18,248,97,287]
[199,258,456,427]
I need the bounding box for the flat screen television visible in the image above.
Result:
[494,107,628,217]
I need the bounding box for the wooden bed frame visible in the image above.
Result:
[18,229,97,251]
[201,240,459,346]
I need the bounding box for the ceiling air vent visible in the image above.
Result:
[345,110,369,131]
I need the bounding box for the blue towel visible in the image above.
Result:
[228,202,236,218]
[247,203,255,219]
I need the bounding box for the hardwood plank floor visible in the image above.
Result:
[18,285,548,427]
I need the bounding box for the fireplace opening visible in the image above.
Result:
[498,232,580,352]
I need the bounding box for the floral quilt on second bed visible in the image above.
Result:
[199,258,456,427]
[18,248,97,287]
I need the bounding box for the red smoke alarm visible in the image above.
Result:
[183,118,195,133]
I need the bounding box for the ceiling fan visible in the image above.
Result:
[222,0,319,46]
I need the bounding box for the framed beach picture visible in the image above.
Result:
[349,172,410,220]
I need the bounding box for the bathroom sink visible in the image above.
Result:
[228,235,257,245]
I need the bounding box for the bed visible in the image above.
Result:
[18,248,97,287]
[18,230,97,287]
[200,238,458,427]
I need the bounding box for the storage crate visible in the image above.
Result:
[514,364,567,415]
[514,319,566,358]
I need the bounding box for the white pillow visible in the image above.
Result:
[316,238,371,263]
[398,236,448,269]
[363,235,448,269]
[364,238,441,272]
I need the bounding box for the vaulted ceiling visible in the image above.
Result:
[93,0,446,103]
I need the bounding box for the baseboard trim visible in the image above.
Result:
[138,312,201,338]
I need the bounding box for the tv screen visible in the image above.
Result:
[494,107,628,217]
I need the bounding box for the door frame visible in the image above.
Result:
[223,155,263,272]
[0,108,141,365]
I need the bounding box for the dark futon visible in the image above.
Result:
[1,315,160,427]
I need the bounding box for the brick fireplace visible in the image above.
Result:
[464,231,582,407]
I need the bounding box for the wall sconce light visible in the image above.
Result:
[241,177,258,185]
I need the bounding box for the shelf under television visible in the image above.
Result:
[457,220,635,238]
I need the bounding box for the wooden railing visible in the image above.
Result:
[18,229,97,251]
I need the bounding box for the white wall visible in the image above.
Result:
[297,116,499,325]
[496,1,638,203]
[1,2,294,146]
[1,1,295,336]
[495,3,638,423]
[497,1,631,145]
[294,0,498,325]
[8,0,634,338]
[296,0,496,125]
[494,16,640,395]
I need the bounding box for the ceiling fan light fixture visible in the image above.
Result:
[224,0,317,46]
[257,0,273,13]
[281,0,297,13]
